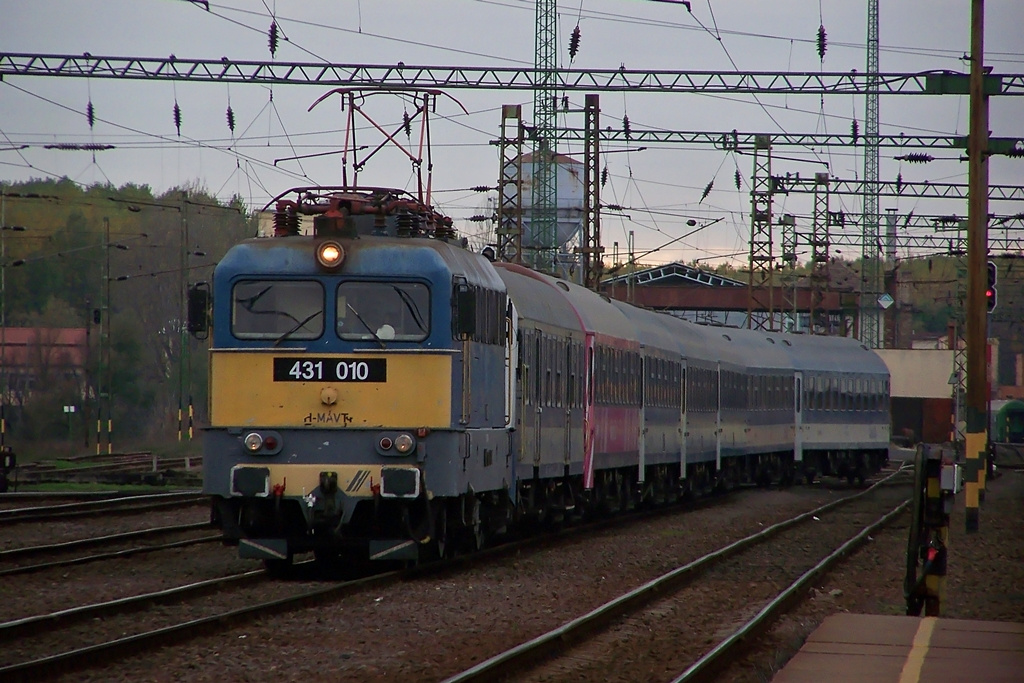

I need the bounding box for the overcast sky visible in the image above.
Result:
[2,0,1023,266]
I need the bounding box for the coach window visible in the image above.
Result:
[337,281,429,341]
[233,280,324,340]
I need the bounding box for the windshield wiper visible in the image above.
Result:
[236,285,272,311]
[392,286,427,332]
[273,310,323,347]
[346,302,386,349]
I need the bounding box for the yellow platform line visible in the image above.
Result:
[898,616,937,683]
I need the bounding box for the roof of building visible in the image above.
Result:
[0,327,88,367]
[603,261,745,288]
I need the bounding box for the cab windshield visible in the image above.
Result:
[337,281,430,341]
[231,280,324,341]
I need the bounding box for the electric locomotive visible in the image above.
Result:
[197,187,512,568]
[193,185,891,572]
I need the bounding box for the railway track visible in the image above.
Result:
[0,485,748,680]
[0,472,903,681]
[440,467,913,683]
[0,491,206,524]
[0,521,219,577]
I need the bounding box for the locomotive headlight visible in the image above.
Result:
[243,432,264,452]
[316,240,345,270]
[394,433,415,454]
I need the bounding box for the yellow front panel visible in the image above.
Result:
[211,351,452,428]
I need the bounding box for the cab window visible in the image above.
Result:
[337,281,430,341]
[231,280,325,340]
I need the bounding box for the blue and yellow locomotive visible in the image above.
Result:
[199,187,511,568]
[196,185,891,571]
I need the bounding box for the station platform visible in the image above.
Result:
[772,613,1024,682]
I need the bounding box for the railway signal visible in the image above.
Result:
[986,260,997,313]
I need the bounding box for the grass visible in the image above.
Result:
[7,436,204,463]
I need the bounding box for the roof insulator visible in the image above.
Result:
[817,25,828,61]
[895,153,934,164]
[268,21,279,57]
[569,25,581,60]
[700,179,713,203]
[173,102,182,136]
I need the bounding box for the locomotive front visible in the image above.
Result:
[201,189,508,570]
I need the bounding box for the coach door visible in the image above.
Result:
[638,351,646,483]
[563,339,573,467]
[679,359,687,479]
[794,371,804,464]
[715,362,722,472]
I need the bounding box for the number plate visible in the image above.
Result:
[273,358,387,382]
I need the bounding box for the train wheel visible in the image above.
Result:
[434,501,451,560]
[460,494,485,552]
[263,555,293,578]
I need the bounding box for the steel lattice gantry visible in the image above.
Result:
[495,104,524,265]
[809,173,832,334]
[582,95,602,290]
[531,0,559,274]
[3,54,1024,94]
[747,136,775,331]
[556,128,1023,151]
[862,0,882,348]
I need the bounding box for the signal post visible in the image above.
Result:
[964,0,989,533]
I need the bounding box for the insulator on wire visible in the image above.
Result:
[896,172,904,194]
[700,179,713,203]
[569,25,581,60]
[895,153,934,164]
[403,110,412,138]
[622,115,631,141]
[734,169,742,190]
[86,101,95,129]
[173,102,182,136]
[851,118,860,145]
[268,21,279,56]
[817,25,827,61]
[226,105,236,133]
[601,166,609,188]
[470,186,493,193]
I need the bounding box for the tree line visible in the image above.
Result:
[1,178,254,449]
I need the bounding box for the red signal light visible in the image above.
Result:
[987,261,997,313]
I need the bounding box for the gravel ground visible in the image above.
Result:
[5,463,1020,682]
[46,482,869,681]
